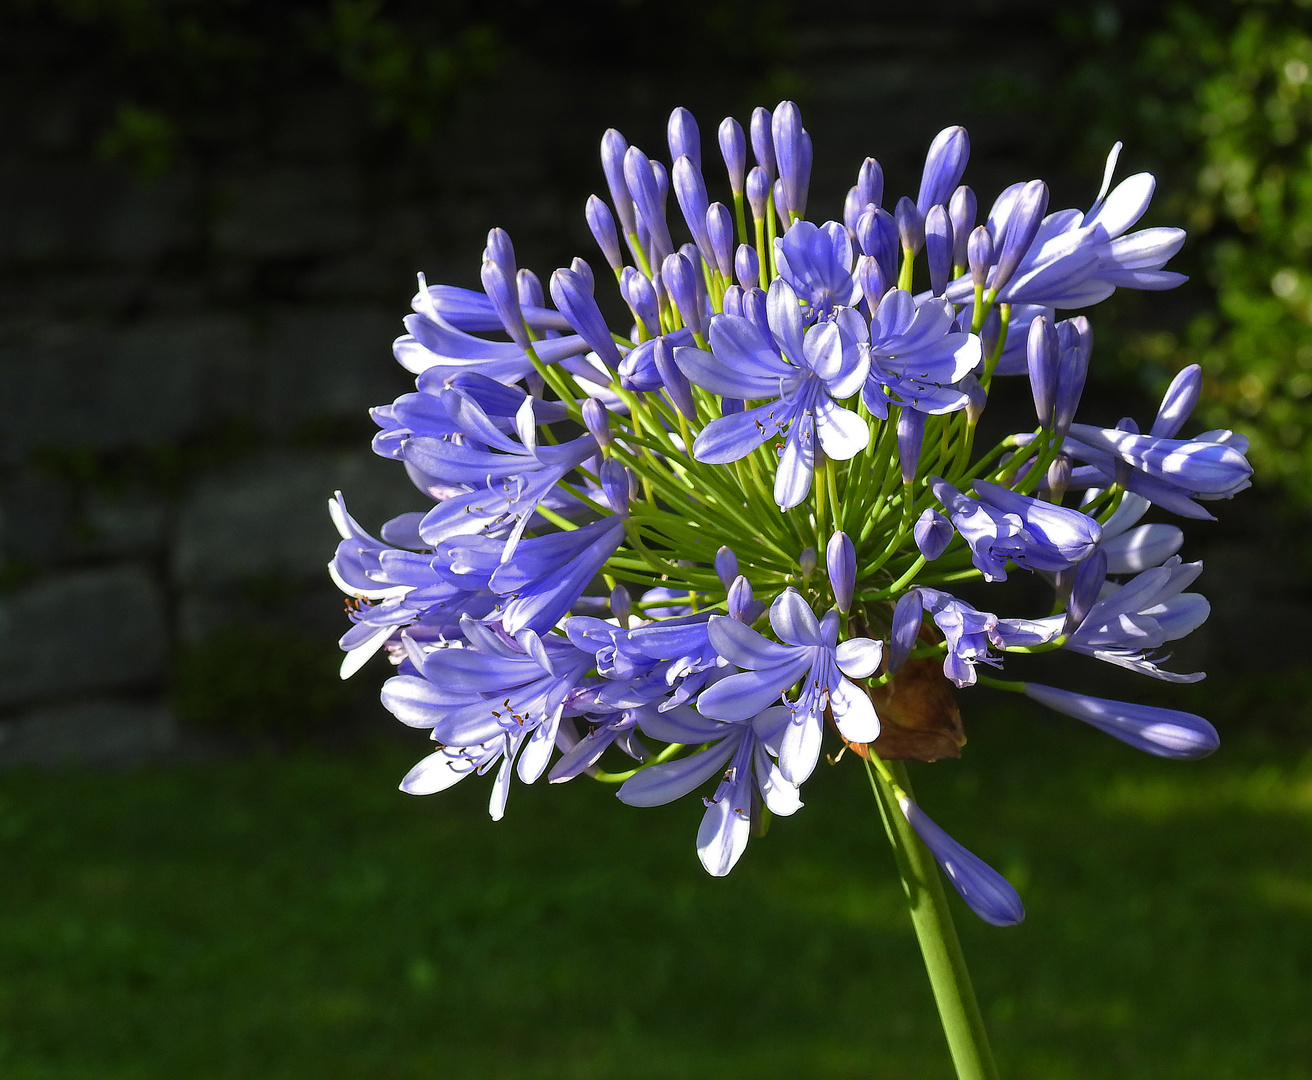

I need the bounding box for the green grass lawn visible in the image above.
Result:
[1,701,1309,1080]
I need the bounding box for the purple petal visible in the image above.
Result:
[1024,682,1219,759]
[697,661,812,721]
[617,738,739,807]
[901,798,1025,926]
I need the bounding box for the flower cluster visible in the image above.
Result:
[330,103,1251,923]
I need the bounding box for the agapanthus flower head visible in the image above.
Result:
[330,100,1244,917]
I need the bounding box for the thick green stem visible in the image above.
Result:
[863,758,1001,1080]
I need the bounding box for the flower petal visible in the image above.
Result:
[617,738,739,806]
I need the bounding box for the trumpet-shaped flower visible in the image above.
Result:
[677,279,869,508]
[697,589,882,783]
[617,703,801,876]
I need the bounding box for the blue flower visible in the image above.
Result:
[617,703,801,877]
[774,220,860,321]
[395,274,605,384]
[697,589,882,783]
[1064,422,1252,519]
[384,618,594,819]
[677,279,870,508]
[1023,682,1218,759]
[333,99,1243,891]
[396,395,600,553]
[913,587,1061,688]
[930,477,1102,581]
[328,494,496,676]
[1048,555,1209,682]
[862,291,980,418]
[899,796,1025,926]
[548,703,649,783]
[489,517,627,634]
[944,144,1187,310]
[563,611,721,711]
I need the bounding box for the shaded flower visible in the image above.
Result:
[697,589,882,783]
[617,703,801,876]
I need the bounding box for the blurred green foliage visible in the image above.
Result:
[1,717,1308,1078]
[1050,1,1312,503]
[1137,1,1312,499]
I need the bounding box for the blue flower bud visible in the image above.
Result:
[887,589,923,675]
[948,186,976,271]
[1064,546,1106,632]
[722,283,744,317]
[916,125,970,216]
[673,155,712,263]
[653,335,696,419]
[897,407,926,485]
[662,252,703,338]
[858,156,883,211]
[624,146,674,264]
[653,159,670,209]
[991,179,1048,295]
[746,166,771,229]
[826,530,856,613]
[1042,453,1071,503]
[857,207,899,287]
[1023,683,1219,759]
[962,373,986,425]
[925,204,954,297]
[610,583,632,628]
[843,187,863,230]
[968,225,994,290]
[706,203,734,278]
[600,458,632,518]
[773,101,808,219]
[799,545,817,580]
[582,397,611,450]
[516,267,544,308]
[772,178,789,227]
[601,128,637,237]
[1150,363,1202,438]
[742,286,770,341]
[750,105,776,180]
[715,545,739,589]
[586,194,624,272]
[727,574,762,623]
[484,227,516,276]
[570,256,594,295]
[1026,314,1059,427]
[480,259,529,350]
[856,254,889,309]
[550,267,623,368]
[621,267,660,337]
[735,243,760,290]
[914,508,953,561]
[718,116,746,195]
[899,797,1025,926]
[667,106,700,169]
[895,196,924,256]
[1053,316,1092,438]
